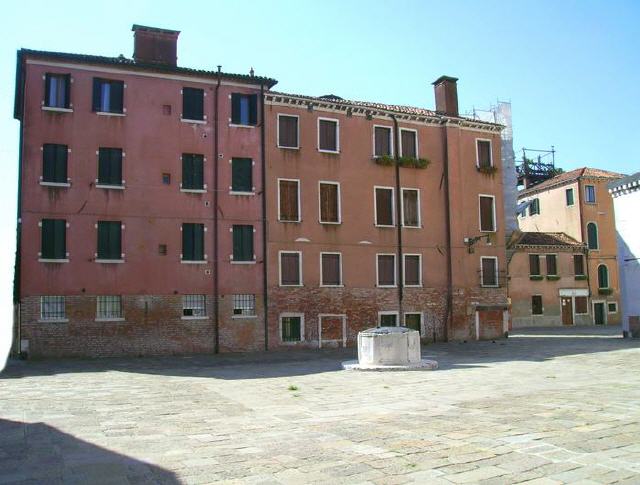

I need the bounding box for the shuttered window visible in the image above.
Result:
[231,93,257,125]
[375,187,394,226]
[479,196,496,232]
[321,253,341,286]
[377,254,396,287]
[546,254,557,276]
[278,179,300,222]
[280,252,301,286]
[98,148,123,186]
[529,198,540,216]
[585,185,596,203]
[182,87,204,121]
[374,126,392,157]
[319,182,340,223]
[231,158,252,192]
[281,315,302,342]
[400,129,417,158]
[531,295,543,315]
[41,219,66,260]
[232,225,254,262]
[404,255,421,286]
[318,119,338,152]
[481,257,498,287]
[92,78,123,113]
[182,223,205,261]
[182,153,204,190]
[402,189,420,227]
[42,144,68,183]
[97,221,122,260]
[44,73,70,109]
[278,115,299,148]
[575,296,588,314]
[574,254,585,276]
[597,265,609,289]
[587,223,599,249]
[529,254,541,275]
[565,188,574,206]
[477,140,492,168]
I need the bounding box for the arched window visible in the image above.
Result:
[587,222,599,250]
[597,264,609,289]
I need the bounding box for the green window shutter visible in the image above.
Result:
[231,94,241,124]
[183,88,203,120]
[41,219,54,258]
[92,78,101,111]
[233,225,253,261]
[110,149,122,185]
[44,74,52,107]
[97,222,108,259]
[111,81,124,113]
[55,145,68,183]
[98,148,109,184]
[182,223,194,260]
[53,220,66,259]
[42,219,65,259]
[232,158,252,192]
[182,154,193,189]
[193,224,204,260]
[248,94,258,125]
[193,155,204,189]
[42,144,56,182]
[109,222,121,259]
[64,74,71,109]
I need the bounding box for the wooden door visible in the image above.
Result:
[594,303,606,325]
[405,314,421,334]
[561,297,573,325]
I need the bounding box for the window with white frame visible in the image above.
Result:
[233,294,256,316]
[403,254,422,287]
[319,182,340,223]
[375,187,394,226]
[479,195,496,232]
[280,314,303,342]
[378,311,398,327]
[278,114,299,148]
[280,251,302,286]
[40,296,65,321]
[480,257,498,287]
[96,296,123,320]
[373,126,392,157]
[318,118,339,152]
[401,188,420,227]
[182,294,206,317]
[278,179,300,222]
[377,254,396,287]
[608,302,618,313]
[320,252,342,286]
[400,129,417,158]
[476,139,492,168]
[584,184,596,203]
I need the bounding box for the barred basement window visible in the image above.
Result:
[183,295,206,317]
[40,296,65,321]
[281,315,302,342]
[96,296,123,320]
[233,294,255,316]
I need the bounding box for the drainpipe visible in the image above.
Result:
[260,84,269,351]
[213,67,221,354]
[390,115,404,323]
[441,120,453,342]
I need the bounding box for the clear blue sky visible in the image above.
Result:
[1,0,639,361]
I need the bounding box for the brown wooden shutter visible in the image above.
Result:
[279,116,298,148]
[479,196,495,231]
[321,254,340,286]
[320,183,338,223]
[401,130,416,158]
[374,127,391,157]
[573,254,584,275]
[529,254,540,275]
[546,254,557,275]
[376,188,393,225]
[404,255,420,285]
[319,120,337,151]
[477,140,491,168]
[482,258,497,286]
[378,255,395,286]
[281,253,300,285]
[575,296,588,314]
[402,190,419,227]
[279,180,299,221]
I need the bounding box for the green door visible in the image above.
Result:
[594,303,606,325]
[405,313,421,334]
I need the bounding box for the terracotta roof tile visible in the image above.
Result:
[518,167,624,198]
[512,232,585,248]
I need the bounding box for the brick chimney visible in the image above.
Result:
[132,24,180,66]
[432,75,459,117]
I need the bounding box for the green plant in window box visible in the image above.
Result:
[546,275,561,281]
[574,275,587,281]
[598,287,613,295]
[529,275,544,281]
[477,165,498,175]
[373,155,394,166]
[398,156,430,169]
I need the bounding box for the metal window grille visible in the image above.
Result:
[96,296,122,319]
[183,295,206,317]
[40,296,65,320]
[281,316,301,342]
[233,294,255,316]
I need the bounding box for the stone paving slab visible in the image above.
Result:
[1,326,639,484]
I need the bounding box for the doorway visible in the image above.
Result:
[561,297,574,325]
[404,313,422,334]
[593,302,607,325]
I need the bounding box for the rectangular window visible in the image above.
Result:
[529,254,541,276]
[566,188,574,206]
[374,126,392,157]
[546,254,557,276]
[585,185,596,203]
[320,253,342,286]
[96,296,123,320]
[182,153,204,190]
[231,158,253,192]
[476,139,492,168]
[403,254,421,287]
[379,312,398,327]
[182,223,205,261]
[281,314,302,342]
[528,198,540,216]
[41,219,66,260]
[375,187,394,226]
[377,254,396,287]
[481,257,498,287]
[40,296,65,321]
[575,296,588,314]
[400,129,417,158]
[574,254,585,275]
[92,78,124,113]
[97,221,122,260]
[318,118,339,152]
[278,179,300,222]
[479,195,496,232]
[233,294,256,316]
[98,148,123,186]
[608,302,618,313]
[182,295,206,317]
[42,144,68,184]
[319,182,340,223]
[277,114,299,148]
[401,188,420,227]
[232,225,254,262]
[532,295,543,315]
[44,73,70,109]
[182,87,204,121]
[231,93,257,126]
[280,251,302,286]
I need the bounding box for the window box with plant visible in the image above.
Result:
[574,274,587,281]
[477,165,498,175]
[546,275,560,281]
[372,155,430,169]
[529,275,544,281]
[598,287,613,295]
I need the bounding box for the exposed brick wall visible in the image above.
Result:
[217,294,265,353]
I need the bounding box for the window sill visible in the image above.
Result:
[229,123,256,128]
[281,340,304,345]
[42,106,73,113]
[38,319,69,323]
[96,111,126,117]
[40,181,71,188]
[375,224,396,228]
[232,315,258,320]
[95,259,125,264]
[181,118,206,124]
[376,285,397,289]
[181,316,209,320]
[95,184,125,190]
[39,258,69,263]
[479,229,497,233]
[404,284,423,288]
[181,260,208,265]
[95,318,125,322]
[320,284,344,288]
[481,285,500,288]
[280,284,303,287]
[402,224,422,229]
[529,275,544,281]
[318,149,340,154]
[180,188,207,194]
[279,219,301,223]
[230,260,257,265]
[229,191,255,196]
[319,221,341,225]
[277,145,300,150]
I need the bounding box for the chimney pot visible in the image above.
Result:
[432,75,459,117]
[132,24,180,66]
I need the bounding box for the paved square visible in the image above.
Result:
[2,326,640,484]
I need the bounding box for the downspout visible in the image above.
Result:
[390,115,403,321]
[441,120,453,342]
[260,84,269,351]
[213,67,221,354]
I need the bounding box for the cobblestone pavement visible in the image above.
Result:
[1,326,640,484]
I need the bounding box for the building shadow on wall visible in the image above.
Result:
[0,419,180,484]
